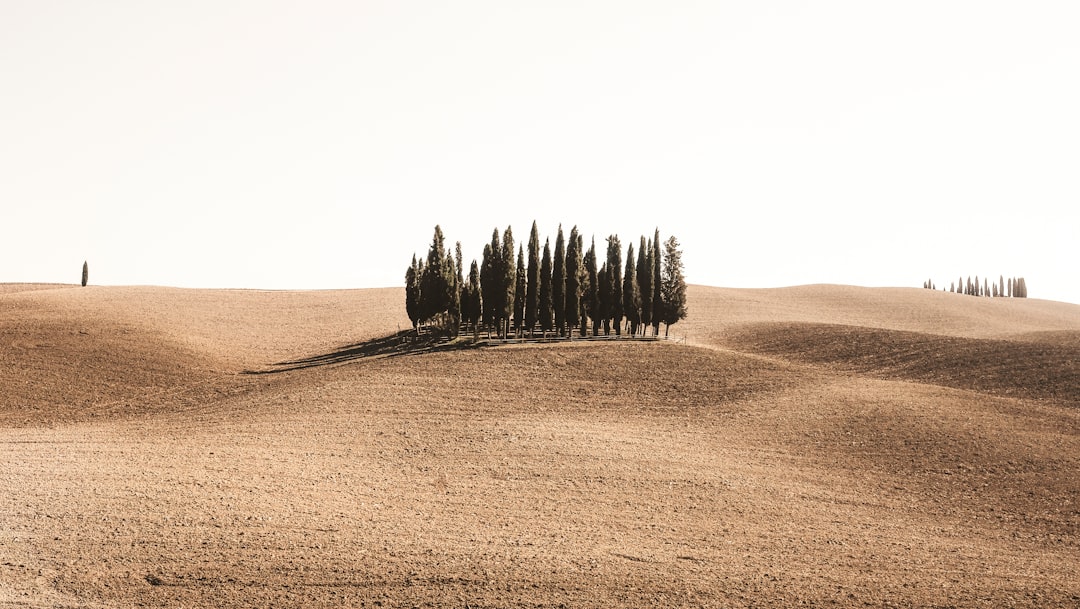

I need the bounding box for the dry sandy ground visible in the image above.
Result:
[1,283,1078,608]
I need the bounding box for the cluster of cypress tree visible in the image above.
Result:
[926,275,1028,298]
[406,222,688,339]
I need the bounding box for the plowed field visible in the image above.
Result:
[2,284,1078,608]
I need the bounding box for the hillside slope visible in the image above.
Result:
[2,283,1078,608]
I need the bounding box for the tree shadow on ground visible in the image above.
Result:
[244,330,490,375]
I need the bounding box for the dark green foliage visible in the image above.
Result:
[606,235,622,335]
[501,226,516,337]
[481,238,498,336]
[638,236,652,335]
[406,224,687,339]
[514,245,526,335]
[584,237,599,336]
[405,254,422,331]
[598,263,610,335]
[552,226,566,336]
[539,238,553,335]
[81,261,88,287]
[660,235,688,336]
[623,243,640,336]
[466,260,482,336]
[419,226,455,328]
[525,221,540,335]
[652,228,662,336]
[565,226,581,337]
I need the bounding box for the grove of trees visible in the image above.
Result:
[926,275,1028,298]
[406,223,688,339]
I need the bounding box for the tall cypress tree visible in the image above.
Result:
[501,226,516,337]
[638,236,652,335]
[525,221,541,336]
[539,238,553,336]
[652,228,662,336]
[565,226,581,337]
[420,225,453,328]
[553,225,566,336]
[468,260,482,337]
[623,242,640,336]
[405,253,422,331]
[481,237,498,337]
[660,235,688,336]
[576,231,587,336]
[598,263,610,335]
[584,237,599,336]
[514,245,526,336]
[606,235,623,335]
[81,261,88,287]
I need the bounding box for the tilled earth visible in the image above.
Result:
[2,284,1078,608]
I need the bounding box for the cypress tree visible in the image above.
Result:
[81,261,88,287]
[623,242,640,336]
[525,221,541,336]
[999,275,1005,298]
[638,236,652,335]
[481,239,498,337]
[539,238,553,336]
[606,235,623,335]
[514,245,526,336]
[660,235,688,336]
[420,226,453,328]
[565,226,581,337]
[468,260,482,338]
[598,263,610,335]
[553,226,566,336]
[405,254,422,331]
[501,226,516,337]
[585,237,600,336]
[651,228,662,336]
[576,231,587,336]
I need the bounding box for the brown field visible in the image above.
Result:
[2,283,1078,608]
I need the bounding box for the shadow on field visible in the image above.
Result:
[244,330,489,375]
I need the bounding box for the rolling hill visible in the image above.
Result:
[2,283,1078,608]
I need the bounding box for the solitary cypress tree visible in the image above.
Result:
[539,238,553,336]
[525,221,541,336]
[553,226,566,336]
[660,235,688,336]
[565,226,581,337]
[652,228,662,336]
[81,261,88,287]
[638,236,652,335]
[623,242,640,335]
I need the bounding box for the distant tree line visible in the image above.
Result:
[406,223,688,339]
[923,275,1028,298]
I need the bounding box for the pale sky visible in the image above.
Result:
[2,1,1078,304]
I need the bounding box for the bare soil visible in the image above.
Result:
[2,284,1078,608]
